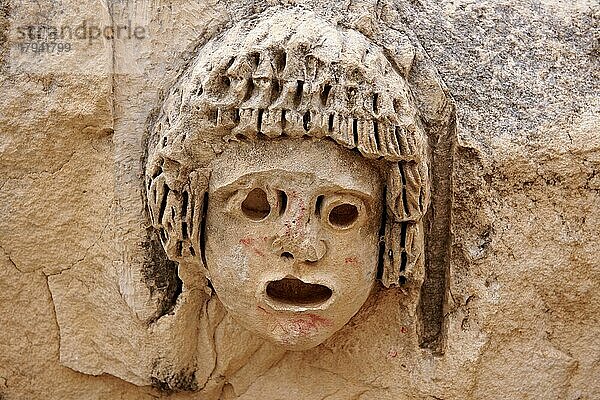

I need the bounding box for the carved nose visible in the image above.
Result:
[273,197,327,262]
[272,236,327,263]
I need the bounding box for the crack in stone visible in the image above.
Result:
[197,305,225,392]
[45,274,63,371]
[0,244,24,273]
[44,219,111,277]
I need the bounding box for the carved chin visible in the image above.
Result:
[261,277,338,349]
[212,280,342,350]
[258,307,338,351]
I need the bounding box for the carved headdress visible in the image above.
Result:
[145,7,441,287]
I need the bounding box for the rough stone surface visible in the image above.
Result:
[1,0,598,399]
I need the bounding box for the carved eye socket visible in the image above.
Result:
[241,188,271,220]
[328,203,359,228]
[319,194,364,230]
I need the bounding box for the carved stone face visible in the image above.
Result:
[205,138,383,350]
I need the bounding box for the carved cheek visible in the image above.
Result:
[343,255,373,280]
[344,256,360,265]
[215,243,251,283]
[239,236,267,257]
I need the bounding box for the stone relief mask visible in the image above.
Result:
[206,139,384,349]
[145,7,432,350]
[42,6,454,391]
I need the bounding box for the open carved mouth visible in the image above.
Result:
[266,277,333,307]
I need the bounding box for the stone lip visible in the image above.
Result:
[264,276,334,311]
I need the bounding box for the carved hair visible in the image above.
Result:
[145,7,434,287]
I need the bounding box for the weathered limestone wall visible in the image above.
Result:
[1,0,598,399]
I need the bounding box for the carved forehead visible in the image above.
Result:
[209,138,383,197]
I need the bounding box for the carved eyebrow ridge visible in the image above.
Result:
[211,171,378,205]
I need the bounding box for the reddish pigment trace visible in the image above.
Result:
[387,349,398,359]
[344,256,359,264]
[259,305,333,339]
[239,237,265,257]
[288,313,333,336]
